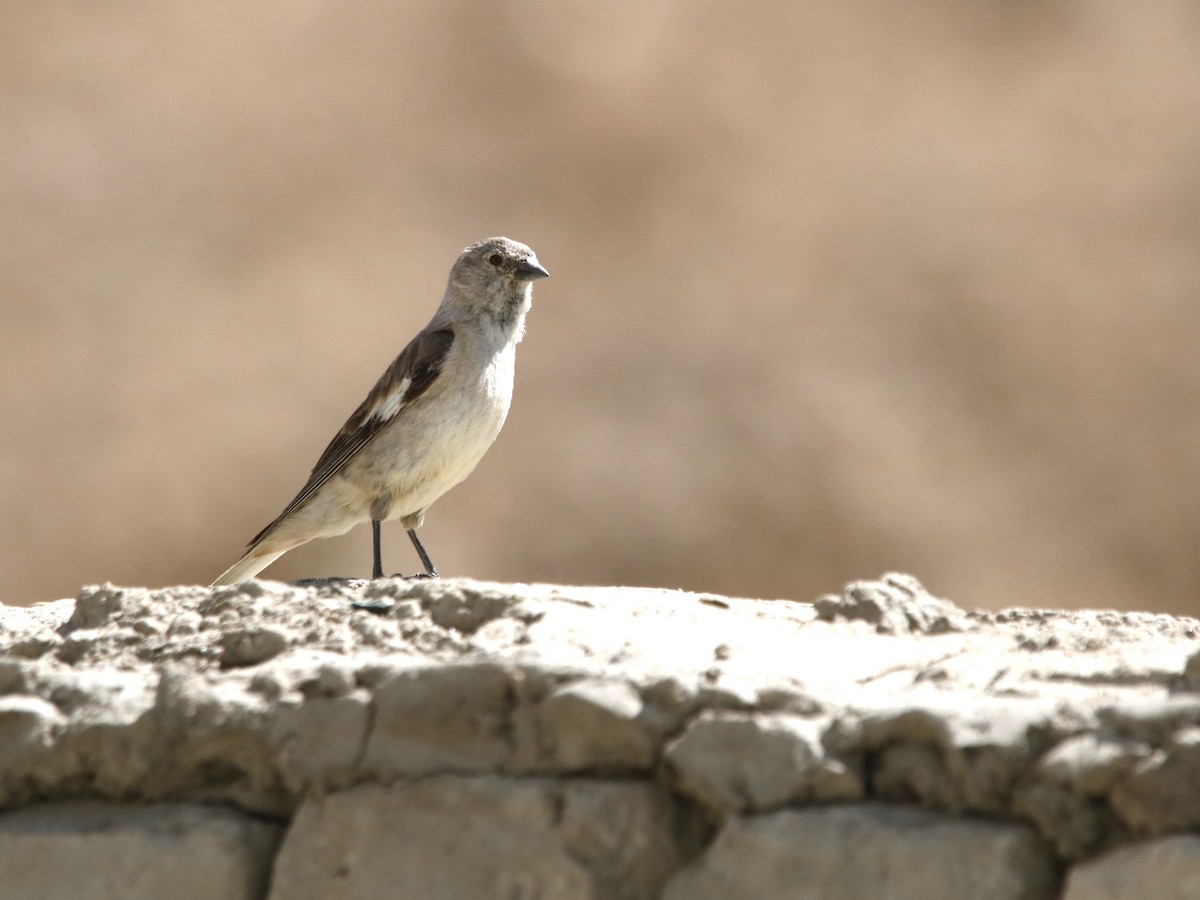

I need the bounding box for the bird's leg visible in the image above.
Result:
[371,520,384,579]
[407,529,439,579]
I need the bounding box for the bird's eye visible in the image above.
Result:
[487,253,503,266]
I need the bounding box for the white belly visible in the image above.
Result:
[346,342,515,521]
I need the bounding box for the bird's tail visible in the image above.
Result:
[210,549,286,587]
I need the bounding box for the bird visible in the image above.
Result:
[211,236,548,586]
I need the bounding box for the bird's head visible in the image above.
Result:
[447,236,549,325]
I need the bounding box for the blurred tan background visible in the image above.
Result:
[3,0,1198,613]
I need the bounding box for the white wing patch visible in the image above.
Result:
[370,376,411,422]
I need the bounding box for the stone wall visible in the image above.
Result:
[1,574,1198,898]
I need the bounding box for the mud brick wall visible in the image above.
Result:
[2,575,1198,899]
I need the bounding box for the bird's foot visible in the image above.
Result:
[390,571,439,580]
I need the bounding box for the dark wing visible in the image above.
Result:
[246,327,455,547]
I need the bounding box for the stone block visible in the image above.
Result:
[1063,834,1200,900]
[0,802,280,900]
[663,804,1059,900]
[269,777,680,900]
[664,710,860,815]
[360,661,515,776]
[521,677,659,771]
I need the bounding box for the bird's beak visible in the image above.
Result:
[517,259,550,281]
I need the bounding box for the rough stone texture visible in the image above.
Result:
[813,573,973,634]
[0,802,280,900]
[1062,835,1200,900]
[270,777,683,900]
[664,710,863,814]
[663,804,1060,900]
[2,572,1200,899]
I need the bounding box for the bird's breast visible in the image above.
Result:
[347,341,516,516]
